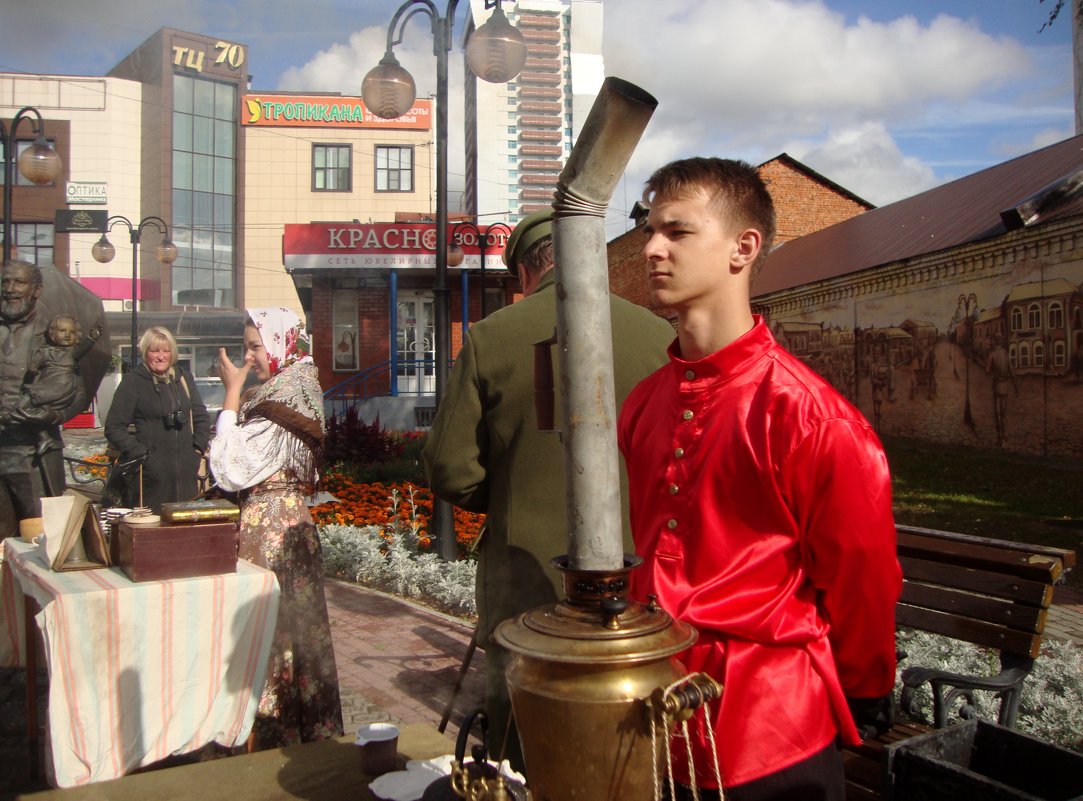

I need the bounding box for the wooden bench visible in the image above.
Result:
[843,525,1077,801]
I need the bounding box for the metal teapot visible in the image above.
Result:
[420,709,529,801]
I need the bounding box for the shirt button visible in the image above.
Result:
[669,484,679,495]
[684,369,696,380]
[682,410,693,421]
[674,447,684,458]
[667,519,678,530]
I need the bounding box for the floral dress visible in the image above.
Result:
[241,473,343,746]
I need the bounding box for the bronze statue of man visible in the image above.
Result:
[0,260,68,538]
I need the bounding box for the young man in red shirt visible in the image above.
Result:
[618,158,901,800]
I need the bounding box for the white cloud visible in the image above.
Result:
[785,122,940,205]
[598,0,1043,231]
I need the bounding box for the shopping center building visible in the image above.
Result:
[2,2,598,424]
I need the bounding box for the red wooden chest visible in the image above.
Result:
[115,519,239,583]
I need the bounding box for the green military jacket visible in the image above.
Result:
[423,270,674,644]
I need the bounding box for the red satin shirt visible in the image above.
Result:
[618,317,901,789]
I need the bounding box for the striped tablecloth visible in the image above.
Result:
[0,538,280,788]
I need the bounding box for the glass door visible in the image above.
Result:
[396,293,434,394]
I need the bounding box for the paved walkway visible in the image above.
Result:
[324,580,483,738]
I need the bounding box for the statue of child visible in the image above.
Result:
[0,314,101,433]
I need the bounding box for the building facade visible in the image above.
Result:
[752,137,1083,459]
[5,8,603,425]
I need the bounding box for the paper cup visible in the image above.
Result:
[355,722,399,776]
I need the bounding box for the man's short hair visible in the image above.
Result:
[517,236,553,279]
[643,157,777,271]
[502,209,554,274]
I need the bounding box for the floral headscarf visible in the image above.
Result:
[246,307,313,377]
[240,307,323,488]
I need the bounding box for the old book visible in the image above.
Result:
[160,498,240,524]
[40,490,111,571]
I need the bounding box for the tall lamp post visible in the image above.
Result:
[448,220,512,319]
[91,216,178,369]
[363,0,526,560]
[2,107,62,262]
[957,292,978,429]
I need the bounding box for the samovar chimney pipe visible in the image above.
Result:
[550,76,658,570]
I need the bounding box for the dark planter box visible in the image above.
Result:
[887,719,1083,801]
[116,520,238,583]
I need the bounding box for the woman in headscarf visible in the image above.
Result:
[208,307,343,748]
[104,325,210,511]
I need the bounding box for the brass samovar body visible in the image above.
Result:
[495,560,697,801]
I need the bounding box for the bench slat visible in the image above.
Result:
[896,604,1042,657]
[901,581,1047,634]
[897,531,1065,583]
[899,556,1054,606]
[897,525,1078,570]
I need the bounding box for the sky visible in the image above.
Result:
[0,0,1076,236]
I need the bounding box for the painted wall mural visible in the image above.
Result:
[761,246,1083,460]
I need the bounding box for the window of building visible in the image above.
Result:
[171,73,236,307]
[1034,341,1045,368]
[1027,303,1041,329]
[332,289,359,372]
[1010,307,1023,331]
[1019,341,1031,368]
[313,144,352,191]
[4,222,53,265]
[375,145,413,192]
[1048,301,1064,330]
[0,139,59,186]
[1009,343,1018,369]
[1054,340,1066,368]
[507,126,516,134]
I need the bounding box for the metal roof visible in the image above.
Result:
[753,135,1083,298]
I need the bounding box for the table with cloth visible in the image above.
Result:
[0,537,280,788]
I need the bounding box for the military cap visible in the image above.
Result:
[501,209,553,272]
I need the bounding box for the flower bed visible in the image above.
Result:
[311,469,485,556]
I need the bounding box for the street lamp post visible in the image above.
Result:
[958,292,978,429]
[448,220,513,319]
[2,106,62,262]
[91,216,178,369]
[363,0,525,560]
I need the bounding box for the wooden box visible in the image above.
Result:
[115,519,239,583]
[888,719,1083,801]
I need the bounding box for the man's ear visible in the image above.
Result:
[731,229,762,273]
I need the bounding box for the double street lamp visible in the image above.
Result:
[91,216,178,369]
[2,106,62,262]
[363,0,526,560]
[448,220,513,319]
